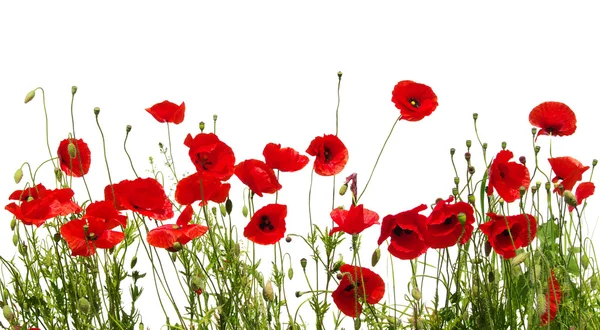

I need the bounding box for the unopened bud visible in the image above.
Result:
[536,292,547,315]
[464,152,471,161]
[468,166,475,175]
[24,89,36,104]
[211,207,217,217]
[338,71,343,78]
[171,242,183,252]
[295,291,302,298]
[501,141,507,150]
[242,205,249,217]
[371,247,381,267]
[225,198,233,215]
[472,113,478,121]
[519,156,526,164]
[336,273,343,280]
[78,297,90,314]
[71,86,78,95]
[3,305,13,322]
[288,267,294,280]
[126,125,132,133]
[300,258,307,270]
[454,177,460,185]
[219,204,227,217]
[485,241,492,257]
[466,140,472,148]
[10,218,16,231]
[339,183,348,196]
[535,146,541,154]
[411,286,422,300]
[13,168,23,184]
[130,256,138,268]
[457,212,467,225]
[531,127,537,136]
[199,121,205,132]
[482,142,488,151]
[468,194,475,205]
[54,167,63,182]
[263,281,275,302]
[563,190,578,208]
[450,148,455,156]
[94,107,100,116]
[68,142,77,159]
[12,234,18,246]
[593,159,598,167]
[332,259,343,272]
[582,254,589,270]
[139,323,145,330]
[285,236,292,243]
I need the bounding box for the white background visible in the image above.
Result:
[1,1,599,328]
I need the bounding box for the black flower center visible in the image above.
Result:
[196,154,213,171]
[344,280,362,292]
[409,97,421,108]
[86,232,98,241]
[393,225,412,236]
[443,217,453,225]
[259,215,275,232]
[323,147,332,161]
[502,229,510,237]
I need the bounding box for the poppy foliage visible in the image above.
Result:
[147,205,208,252]
[145,100,186,124]
[332,264,385,317]
[306,134,348,176]
[234,159,282,197]
[263,143,309,172]
[104,177,174,220]
[424,196,475,248]
[243,204,287,245]
[5,184,81,227]
[391,80,439,122]
[377,204,429,260]
[329,204,379,236]
[487,150,530,203]
[184,133,236,181]
[548,156,589,195]
[479,213,537,259]
[529,101,576,140]
[57,138,91,177]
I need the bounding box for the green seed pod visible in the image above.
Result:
[452,187,459,196]
[593,159,598,167]
[126,125,132,133]
[71,86,78,95]
[563,190,578,208]
[531,127,537,136]
[199,121,205,132]
[519,186,526,198]
[468,194,476,205]
[457,212,467,225]
[450,148,456,156]
[501,141,507,149]
[466,140,472,148]
[371,247,381,267]
[300,258,307,270]
[454,177,460,185]
[13,168,23,184]
[472,113,478,121]
[337,71,343,78]
[94,107,100,115]
[482,142,488,151]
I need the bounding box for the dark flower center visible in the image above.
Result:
[443,217,454,225]
[502,229,511,237]
[259,215,275,232]
[409,97,421,108]
[196,154,213,171]
[344,280,362,292]
[392,225,412,236]
[323,147,332,161]
[86,232,98,241]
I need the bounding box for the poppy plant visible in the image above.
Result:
[377,204,429,260]
[479,212,537,259]
[306,134,348,176]
[5,184,81,227]
[329,204,379,236]
[331,264,385,318]
[540,270,561,326]
[57,138,91,177]
[487,150,530,203]
[175,172,231,206]
[548,156,589,194]
[262,143,309,172]
[568,182,595,212]
[243,204,287,245]
[424,196,475,248]
[529,101,576,140]
[146,205,208,252]
[184,133,236,181]
[145,100,186,124]
[234,159,282,197]
[104,177,174,220]
[391,80,439,122]
[60,216,125,257]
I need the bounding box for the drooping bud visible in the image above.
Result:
[563,190,578,208]
[411,286,422,300]
[78,297,91,314]
[68,142,77,159]
[263,281,275,302]
[126,125,132,133]
[285,236,292,243]
[225,198,233,215]
[130,256,138,268]
[13,168,23,184]
[12,234,18,246]
[199,121,205,132]
[24,89,36,103]
[242,205,249,217]
[300,258,307,270]
[288,267,294,280]
[339,183,348,196]
[71,86,78,95]
[519,156,526,164]
[94,107,100,116]
[466,140,472,148]
[371,247,381,267]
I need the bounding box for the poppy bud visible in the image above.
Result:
[94,107,100,116]
[300,258,307,271]
[450,148,455,156]
[472,113,478,121]
[12,234,18,246]
[171,242,183,252]
[545,182,551,192]
[78,297,90,314]
[536,291,546,315]
[485,241,492,256]
[211,207,217,217]
[482,142,488,151]
[242,205,249,217]
[466,140,472,148]
[10,218,16,231]
[288,267,294,280]
[593,159,598,167]
[452,187,459,196]
[71,86,78,95]
[339,183,348,196]
[285,236,292,243]
[519,156,526,164]
[3,305,13,322]
[468,166,475,175]
[535,146,541,154]
[499,198,504,206]
[332,259,343,272]
[219,204,227,217]
[411,286,422,300]
[54,233,62,243]
[457,212,467,225]
[13,168,23,184]
[531,185,538,194]
[18,242,27,256]
[139,324,145,330]
[295,291,302,298]
[199,121,205,132]
[510,252,529,266]
[68,142,77,159]
[225,198,233,215]
[563,190,578,208]
[337,71,343,78]
[464,152,471,161]
[582,254,589,270]
[488,271,495,283]
[24,89,36,103]
[213,114,218,122]
[126,125,132,133]
[371,247,381,267]
[130,256,138,269]
[501,141,507,150]
[531,127,537,136]
[519,186,526,198]
[454,177,460,185]
[336,273,343,280]
[263,281,275,302]
[468,194,475,205]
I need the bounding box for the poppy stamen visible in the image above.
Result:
[259,215,275,231]
[409,97,421,108]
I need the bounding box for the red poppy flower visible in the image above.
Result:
[424,196,475,248]
[540,270,561,326]
[57,138,91,177]
[487,150,531,203]
[332,264,385,318]
[5,184,81,227]
[329,204,379,236]
[479,213,537,259]
[175,172,231,206]
[147,205,208,252]
[306,134,348,176]
[548,156,589,194]
[82,201,127,228]
[60,217,125,257]
[145,100,186,124]
[377,204,429,260]
[184,133,236,181]
[234,159,282,197]
[568,182,595,212]
[243,204,287,245]
[104,177,174,220]
[391,80,439,122]
[529,101,576,140]
[263,143,309,172]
